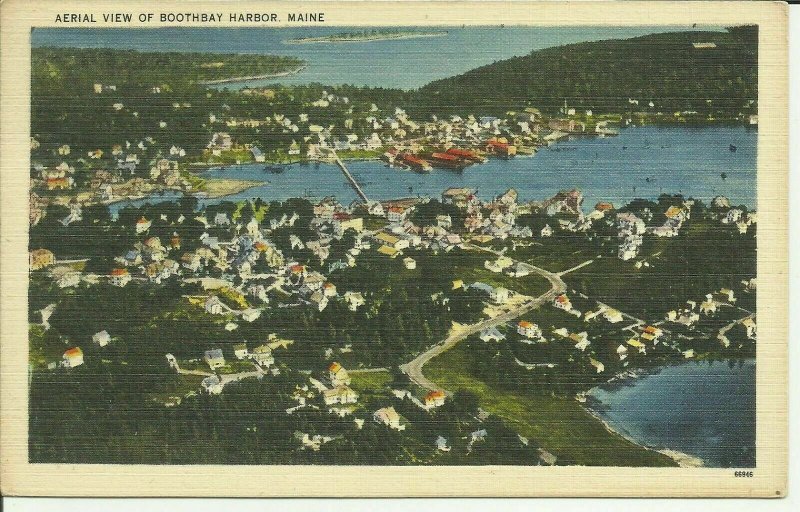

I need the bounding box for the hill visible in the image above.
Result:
[413,27,757,116]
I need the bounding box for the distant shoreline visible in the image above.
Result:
[198,65,307,85]
[285,31,448,44]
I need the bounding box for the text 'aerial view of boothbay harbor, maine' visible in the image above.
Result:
[27,24,758,468]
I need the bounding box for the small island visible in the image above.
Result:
[285,29,449,44]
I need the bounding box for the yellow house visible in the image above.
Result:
[377,245,399,258]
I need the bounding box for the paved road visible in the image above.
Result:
[348,367,389,374]
[558,259,595,276]
[399,247,566,394]
[717,313,754,346]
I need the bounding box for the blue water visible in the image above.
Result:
[588,359,756,468]
[32,26,726,90]
[108,125,756,216]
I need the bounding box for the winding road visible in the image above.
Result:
[399,248,566,394]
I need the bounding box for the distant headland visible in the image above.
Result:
[285,29,449,44]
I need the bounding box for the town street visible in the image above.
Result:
[400,249,566,394]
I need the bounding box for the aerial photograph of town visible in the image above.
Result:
[28,25,758,468]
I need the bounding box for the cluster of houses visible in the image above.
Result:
[663,283,756,348]
[616,212,646,261]
[475,285,687,377]
[615,325,665,361]
[712,196,757,234]
[165,335,287,395]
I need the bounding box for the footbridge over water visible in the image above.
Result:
[324,148,370,203]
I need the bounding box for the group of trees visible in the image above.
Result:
[567,197,756,319]
[414,27,757,117]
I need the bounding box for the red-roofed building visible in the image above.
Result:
[424,390,446,408]
[553,294,572,311]
[517,321,542,338]
[63,347,84,368]
[109,268,131,287]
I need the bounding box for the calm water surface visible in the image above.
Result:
[33,26,725,90]
[587,359,756,468]
[109,125,756,216]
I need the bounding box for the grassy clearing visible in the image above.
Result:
[425,344,678,467]
[453,248,552,296]
[503,239,598,274]
[349,370,392,393]
[148,374,205,405]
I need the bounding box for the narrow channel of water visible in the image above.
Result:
[109,125,757,217]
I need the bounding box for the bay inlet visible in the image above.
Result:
[586,359,756,468]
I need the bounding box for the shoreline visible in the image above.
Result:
[579,357,757,468]
[94,178,263,207]
[580,402,704,468]
[201,178,264,198]
[581,365,705,468]
[198,65,307,85]
[285,32,448,45]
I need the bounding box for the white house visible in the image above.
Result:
[328,362,351,387]
[241,309,261,322]
[233,343,249,360]
[386,206,409,224]
[553,294,572,311]
[700,299,717,315]
[205,296,225,315]
[204,348,225,370]
[343,291,365,311]
[323,385,358,405]
[741,317,757,339]
[517,321,542,339]
[251,345,274,367]
[92,330,111,347]
[373,406,405,430]
[480,327,505,342]
[202,375,224,395]
[603,308,624,323]
[136,217,152,234]
[722,209,744,224]
[490,286,511,304]
[109,268,131,287]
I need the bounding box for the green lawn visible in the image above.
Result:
[454,266,552,298]
[349,370,392,393]
[425,344,678,467]
[363,216,389,231]
[502,238,599,274]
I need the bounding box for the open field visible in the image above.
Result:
[425,344,678,467]
[349,370,392,395]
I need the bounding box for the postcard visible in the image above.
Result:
[0,0,788,498]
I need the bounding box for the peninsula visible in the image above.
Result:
[285,29,448,44]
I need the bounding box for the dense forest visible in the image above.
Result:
[32,47,304,86]
[414,27,758,115]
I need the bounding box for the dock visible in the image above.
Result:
[326,149,370,203]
